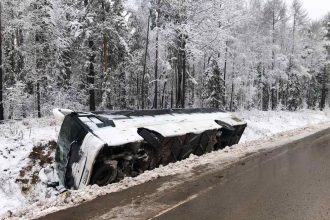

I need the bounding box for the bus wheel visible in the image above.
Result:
[90,161,118,186]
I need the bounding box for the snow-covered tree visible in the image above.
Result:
[0,0,329,119]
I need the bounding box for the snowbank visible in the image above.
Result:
[1,110,330,219]
[0,118,60,217]
[237,109,330,143]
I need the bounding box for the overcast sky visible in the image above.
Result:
[284,0,329,20]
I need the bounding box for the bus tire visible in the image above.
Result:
[90,162,118,186]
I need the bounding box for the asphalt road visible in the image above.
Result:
[37,128,330,220]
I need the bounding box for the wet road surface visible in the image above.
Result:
[37,128,330,220]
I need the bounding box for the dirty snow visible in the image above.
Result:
[1,110,330,219]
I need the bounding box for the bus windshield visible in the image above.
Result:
[55,115,87,187]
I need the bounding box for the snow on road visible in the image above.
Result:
[1,110,330,219]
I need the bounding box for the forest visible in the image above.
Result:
[0,0,329,120]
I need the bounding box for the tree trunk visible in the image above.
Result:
[170,89,173,108]
[161,81,167,109]
[153,26,159,109]
[191,64,195,106]
[230,57,235,111]
[170,55,174,109]
[37,82,41,118]
[271,9,277,110]
[272,10,276,70]
[176,33,187,109]
[325,21,330,110]
[230,81,234,112]
[0,2,4,121]
[103,35,108,73]
[89,40,96,111]
[223,43,228,108]
[181,35,186,108]
[35,15,43,118]
[141,13,150,109]
[320,66,327,110]
[176,43,182,108]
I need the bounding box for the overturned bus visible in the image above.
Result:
[53,108,247,189]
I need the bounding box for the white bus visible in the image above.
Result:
[53,108,247,189]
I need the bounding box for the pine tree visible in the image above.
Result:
[30,0,57,117]
[206,60,225,109]
[263,0,287,110]
[287,67,303,110]
[0,0,328,116]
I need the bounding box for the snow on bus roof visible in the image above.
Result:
[81,111,246,147]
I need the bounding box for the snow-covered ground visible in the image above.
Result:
[0,118,60,218]
[1,110,330,219]
[236,109,330,142]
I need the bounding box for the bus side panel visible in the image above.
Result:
[77,134,105,189]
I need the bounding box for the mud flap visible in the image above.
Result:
[215,120,247,149]
[137,128,164,152]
